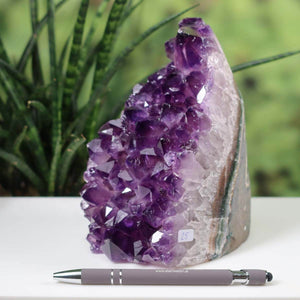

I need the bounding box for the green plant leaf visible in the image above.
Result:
[48,139,62,195]
[27,100,50,121]
[30,0,44,85]
[47,0,58,91]
[0,59,33,92]
[47,0,62,195]
[58,35,72,101]
[92,0,128,88]
[70,50,94,107]
[17,0,69,72]
[13,125,28,156]
[58,36,71,75]
[63,107,84,141]
[62,0,89,117]
[57,135,86,193]
[0,35,10,62]
[0,69,49,179]
[0,149,44,190]
[231,49,300,73]
[47,0,60,144]
[83,0,109,49]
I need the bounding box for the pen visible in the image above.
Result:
[53,268,273,286]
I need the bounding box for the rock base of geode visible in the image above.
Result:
[178,96,251,267]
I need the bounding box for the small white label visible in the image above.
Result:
[178,229,194,243]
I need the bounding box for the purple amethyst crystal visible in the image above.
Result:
[81,18,251,267]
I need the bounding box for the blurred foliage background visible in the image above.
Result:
[0,0,299,196]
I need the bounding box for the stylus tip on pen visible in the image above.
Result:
[266,272,273,282]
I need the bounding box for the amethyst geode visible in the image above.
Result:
[81,18,251,267]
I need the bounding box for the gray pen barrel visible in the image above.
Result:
[81,269,111,285]
[81,269,233,285]
[122,269,232,285]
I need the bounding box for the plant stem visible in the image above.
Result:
[47,0,61,195]
[92,0,128,88]
[231,49,300,72]
[30,0,44,85]
[62,0,89,118]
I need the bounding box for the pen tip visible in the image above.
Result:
[52,269,82,284]
[53,271,61,279]
[266,272,273,282]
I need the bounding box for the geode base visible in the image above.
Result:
[81,18,251,267]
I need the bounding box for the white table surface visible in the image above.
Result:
[0,197,299,300]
